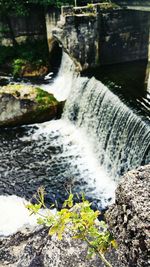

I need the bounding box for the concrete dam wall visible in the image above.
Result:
[52,4,150,70]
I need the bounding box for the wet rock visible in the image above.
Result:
[106,165,150,267]
[0,77,11,86]
[0,84,63,126]
[0,226,119,267]
[21,64,48,78]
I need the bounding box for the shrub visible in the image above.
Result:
[26,188,117,267]
[0,39,49,73]
[12,58,26,77]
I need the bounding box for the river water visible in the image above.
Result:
[0,53,149,236]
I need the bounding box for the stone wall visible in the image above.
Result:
[0,6,46,46]
[99,9,150,65]
[52,5,150,70]
[146,28,150,92]
[71,0,150,6]
[53,13,99,71]
[45,8,60,52]
[114,0,150,7]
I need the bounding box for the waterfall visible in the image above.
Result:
[63,72,150,179]
[0,52,150,236]
[40,52,78,101]
[36,51,150,180]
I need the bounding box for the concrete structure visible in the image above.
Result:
[0,6,46,46]
[146,28,150,92]
[51,4,150,70]
[45,8,60,52]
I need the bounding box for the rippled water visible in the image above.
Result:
[0,53,149,236]
[0,120,116,210]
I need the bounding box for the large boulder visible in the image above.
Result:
[106,165,150,267]
[0,84,63,126]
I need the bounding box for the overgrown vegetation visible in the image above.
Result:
[27,187,117,267]
[36,87,58,108]
[0,1,118,14]
[0,0,118,75]
[0,39,49,75]
[12,59,26,77]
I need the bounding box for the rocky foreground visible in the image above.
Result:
[106,165,150,267]
[0,226,119,267]
[0,84,63,126]
[0,165,149,267]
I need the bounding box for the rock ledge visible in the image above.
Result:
[106,165,150,267]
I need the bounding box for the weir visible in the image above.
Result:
[62,53,150,178]
[0,52,150,236]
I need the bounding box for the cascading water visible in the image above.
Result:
[0,52,150,236]
[63,76,150,178]
[40,52,77,101]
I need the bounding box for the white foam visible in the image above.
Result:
[40,52,77,101]
[40,74,74,101]
[20,119,116,208]
[0,195,56,237]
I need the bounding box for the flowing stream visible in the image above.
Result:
[0,52,150,236]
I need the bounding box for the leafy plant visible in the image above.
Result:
[87,3,94,8]
[0,39,49,74]
[26,187,117,267]
[12,58,26,77]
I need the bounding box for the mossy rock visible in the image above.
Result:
[12,59,48,78]
[0,84,63,127]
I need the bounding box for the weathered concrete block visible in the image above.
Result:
[52,8,150,70]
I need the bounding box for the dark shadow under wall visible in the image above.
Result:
[49,41,63,74]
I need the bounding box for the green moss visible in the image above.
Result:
[0,84,61,125]
[0,84,58,111]
[35,87,58,110]
[98,2,119,10]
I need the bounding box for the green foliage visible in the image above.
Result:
[0,39,49,73]
[0,0,115,12]
[17,40,49,63]
[12,59,26,77]
[0,0,28,17]
[36,88,58,107]
[0,46,15,66]
[26,188,117,267]
[0,0,74,14]
[0,24,9,35]
[87,3,94,8]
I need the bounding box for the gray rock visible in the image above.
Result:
[106,165,150,267]
[0,85,62,126]
[3,163,149,267]
[0,226,119,267]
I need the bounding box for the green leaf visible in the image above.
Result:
[26,189,116,267]
[63,193,74,208]
[26,203,42,214]
[37,217,45,225]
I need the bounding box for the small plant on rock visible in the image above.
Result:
[26,187,117,267]
[12,58,26,77]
